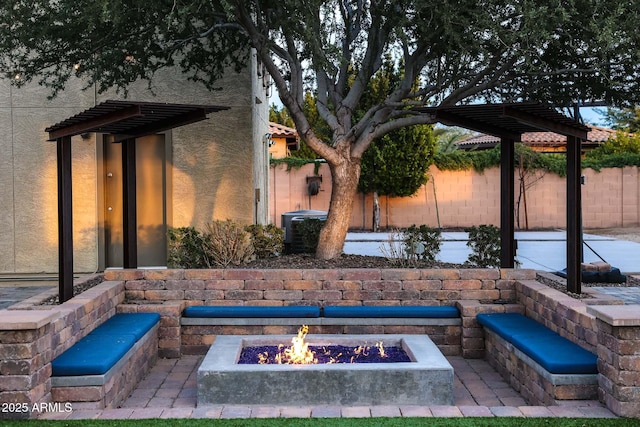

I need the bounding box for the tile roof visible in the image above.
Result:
[269,122,298,138]
[457,126,616,150]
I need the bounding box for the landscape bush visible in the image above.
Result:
[466,224,501,268]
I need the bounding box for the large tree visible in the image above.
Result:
[2,1,640,259]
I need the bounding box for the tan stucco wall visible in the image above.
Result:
[270,163,640,230]
[1,56,269,275]
[1,78,98,274]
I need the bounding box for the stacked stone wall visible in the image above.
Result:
[107,268,533,359]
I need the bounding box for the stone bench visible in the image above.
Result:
[181,305,461,355]
[477,313,598,405]
[50,313,160,409]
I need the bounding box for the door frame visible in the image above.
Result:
[97,132,173,270]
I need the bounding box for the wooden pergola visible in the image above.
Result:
[46,100,229,302]
[416,102,590,294]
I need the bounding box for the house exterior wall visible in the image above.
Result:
[268,136,289,158]
[270,163,640,230]
[0,57,269,276]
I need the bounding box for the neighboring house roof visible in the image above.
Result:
[269,122,298,138]
[457,126,616,151]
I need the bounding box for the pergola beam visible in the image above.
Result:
[48,105,143,140]
[430,110,522,141]
[503,107,588,140]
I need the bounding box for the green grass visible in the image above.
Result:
[3,418,637,427]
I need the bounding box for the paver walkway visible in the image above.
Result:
[0,282,54,309]
[39,355,615,420]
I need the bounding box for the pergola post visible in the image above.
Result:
[500,137,516,268]
[122,138,138,268]
[566,135,582,293]
[57,136,74,302]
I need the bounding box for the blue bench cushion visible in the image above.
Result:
[323,305,460,318]
[183,306,321,318]
[90,313,161,341]
[477,313,597,375]
[51,313,160,377]
[476,313,556,341]
[52,334,137,376]
[509,333,598,374]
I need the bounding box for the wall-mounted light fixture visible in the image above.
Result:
[263,133,274,147]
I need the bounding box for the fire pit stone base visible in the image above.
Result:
[198,334,453,406]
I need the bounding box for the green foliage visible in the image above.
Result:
[434,146,501,173]
[466,225,501,268]
[601,106,640,132]
[587,131,640,157]
[167,227,208,269]
[168,221,255,268]
[583,132,640,170]
[403,225,443,263]
[356,59,437,197]
[202,220,254,267]
[296,218,325,254]
[269,104,295,128]
[359,125,436,196]
[434,127,472,154]
[583,152,640,171]
[245,224,284,259]
[270,157,317,170]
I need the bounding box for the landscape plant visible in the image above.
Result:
[167,227,209,269]
[380,228,416,267]
[403,225,442,263]
[466,224,501,268]
[202,220,254,267]
[245,224,284,259]
[168,220,270,268]
[296,218,326,254]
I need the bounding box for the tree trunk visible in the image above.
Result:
[372,191,380,232]
[315,160,361,259]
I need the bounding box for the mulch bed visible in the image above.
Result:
[243,253,465,269]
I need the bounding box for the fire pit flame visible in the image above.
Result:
[250,325,396,365]
[274,325,318,364]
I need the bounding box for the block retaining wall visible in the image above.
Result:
[106,268,534,359]
[0,277,123,419]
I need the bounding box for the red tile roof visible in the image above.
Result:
[457,126,616,150]
[269,122,298,138]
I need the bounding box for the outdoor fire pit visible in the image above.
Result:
[197,333,454,406]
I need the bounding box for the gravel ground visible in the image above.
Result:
[585,226,640,243]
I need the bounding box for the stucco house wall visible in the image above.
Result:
[0,53,269,275]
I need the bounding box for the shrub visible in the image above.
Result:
[466,224,501,268]
[403,225,442,263]
[380,229,415,267]
[245,224,284,258]
[202,220,254,267]
[296,218,325,253]
[167,227,208,268]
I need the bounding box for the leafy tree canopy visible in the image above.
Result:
[601,107,640,133]
[4,0,640,258]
